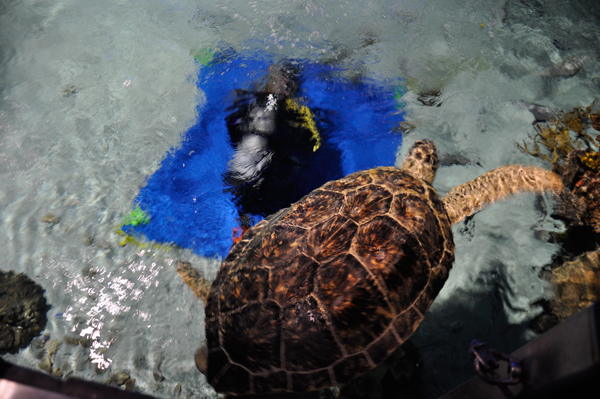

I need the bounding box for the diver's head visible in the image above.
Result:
[263,63,300,97]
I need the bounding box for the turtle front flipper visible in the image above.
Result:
[442,164,563,225]
[176,261,211,303]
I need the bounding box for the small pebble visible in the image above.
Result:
[124,378,136,390]
[83,234,94,246]
[153,370,165,382]
[38,356,52,373]
[541,56,585,78]
[174,383,182,396]
[41,213,60,225]
[63,85,78,97]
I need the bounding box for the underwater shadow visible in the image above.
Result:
[412,260,537,398]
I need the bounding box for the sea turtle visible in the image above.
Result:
[177,140,563,396]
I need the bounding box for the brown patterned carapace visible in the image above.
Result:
[202,164,454,395]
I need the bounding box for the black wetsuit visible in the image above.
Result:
[223,90,320,217]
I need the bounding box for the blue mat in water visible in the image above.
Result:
[124,53,404,258]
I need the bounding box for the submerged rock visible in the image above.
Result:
[439,153,482,167]
[515,101,558,123]
[549,250,600,322]
[416,89,443,107]
[394,120,418,135]
[540,56,585,78]
[0,271,49,354]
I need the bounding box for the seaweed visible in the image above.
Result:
[517,100,600,170]
[122,206,150,227]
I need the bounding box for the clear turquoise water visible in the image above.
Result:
[1,0,599,398]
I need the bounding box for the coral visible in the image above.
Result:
[517,101,599,168]
[122,206,150,227]
[0,271,49,354]
[580,151,600,172]
[519,102,600,331]
[573,170,600,233]
[191,47,214,66]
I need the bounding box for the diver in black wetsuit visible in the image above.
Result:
[223,63,324,217]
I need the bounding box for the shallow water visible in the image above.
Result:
[1,0,599,398]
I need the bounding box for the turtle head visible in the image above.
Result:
[400,140,438,184]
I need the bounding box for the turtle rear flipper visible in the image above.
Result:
[442,165,564,225]
[195,346,209,375]
[176,261,211,303]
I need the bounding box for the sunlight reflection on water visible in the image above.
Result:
[57,250,172,370]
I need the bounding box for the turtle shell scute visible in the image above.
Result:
[385,170,427,196]
[342,184,393,222]
[218,266,269,312]
[315,253,395,355]
[281,296,343,372]
[269,254,318,304]
[280,190,344,227]
[302,215,358,262]
[221,301,281,373]
[255,224,306,268]
[320,171,374,192]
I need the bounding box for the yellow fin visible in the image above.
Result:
[285,98,322,151]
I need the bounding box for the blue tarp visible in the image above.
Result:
[124,52,404,258]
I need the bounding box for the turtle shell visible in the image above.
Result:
[203,167,454,395]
